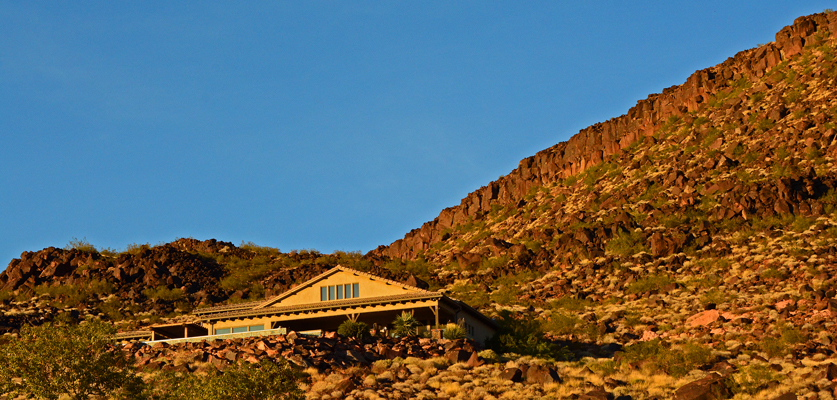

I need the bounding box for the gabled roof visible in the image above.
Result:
[254,265,433,309]
[204,291,444,321]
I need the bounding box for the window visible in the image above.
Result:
[249,325,264,331]
[232,327,248,334]
[215,328,231,335]
[320,283,360,301]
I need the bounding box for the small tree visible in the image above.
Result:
[392,311,421,337]
[337,319,369,339]
[155,359,304,400]
[0,320,144,400]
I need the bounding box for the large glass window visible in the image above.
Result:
[215,328,231,335]
[328,286,335,300]
[249,325,264,331]
[336,285,343,299]
[344,284,352,298]
[353,283,359,298]
[321,287,327,301]
[232,327,248,334]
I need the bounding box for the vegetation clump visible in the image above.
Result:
[337,319,370,339]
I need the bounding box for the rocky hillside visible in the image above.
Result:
[0,238,418,333]
[371,12,837,266]
[5,11,837,400]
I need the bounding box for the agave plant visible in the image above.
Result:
[392,311,421,337]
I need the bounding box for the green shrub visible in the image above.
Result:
[0,320,143,399]
[731,364,780,395]
[239,241,281,257]
[547,296,593,311]
[34,280,114,307]
[625,274,675,295]
[123,242,152,255]
[542,312,598,339]
[443,323,467,340]
[488,311,572,360]
[450,282,490,308]
[220,256,279,291]
[761,322,806,358]
[605,230,648,257]
[143,286,185,302]
[64,237,97,253]
[392,312,421,337]
[618,339,714,377]
[337,320,369,339]
[154,359,303,400]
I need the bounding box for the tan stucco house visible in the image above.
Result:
[194,266,497,343]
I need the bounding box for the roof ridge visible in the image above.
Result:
[254,265,434,309]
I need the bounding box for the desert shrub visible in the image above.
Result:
[761,323,806,358]
[239,241,281,257]
[153,359,303,400]
[478,256,509,271]
[449,282,490,308]
[700,289,733,306]
[0,290,13,303]
[547,296,593,311]
[488,311,572,360]
[143,285,186,302]
[731,364,780,395]
[605,230,648,257]
[123,242,152,255]
[64,237,98,253]
[35,280,114,307]
[392,311,421,337]
[589,360,619,376]
[443,323,467,340]
[542,312,598,339]
[625,274,675,295]
[618,339,714,377]
[337,320,369,339]
[0,320,144,399]
[220,255,279,291]
[488,271,536,305]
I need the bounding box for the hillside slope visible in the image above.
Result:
[371,13,837,267]
[4,11,837,400]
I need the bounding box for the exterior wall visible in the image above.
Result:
[439,302,496,345]
[458,312,495,345]
[269,271,421,307]
[211,316,278,334]
[212,299,441,333]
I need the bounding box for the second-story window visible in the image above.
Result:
[320,283,360,301]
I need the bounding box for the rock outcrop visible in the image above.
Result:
[371,12,837,261]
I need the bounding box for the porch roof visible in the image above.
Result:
[200,291,444,321]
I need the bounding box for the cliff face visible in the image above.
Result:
[371,13,837,261]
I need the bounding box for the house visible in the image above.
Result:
[191,265,497,343]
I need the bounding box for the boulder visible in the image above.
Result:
[674,373,731,400]
[525,364,561,385]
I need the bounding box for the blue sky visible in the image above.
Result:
[0,1,832,268]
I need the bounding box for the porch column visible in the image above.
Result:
[430,303,439,328]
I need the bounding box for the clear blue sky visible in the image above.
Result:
[0,1,832,268]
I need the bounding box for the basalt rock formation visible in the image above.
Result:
[371,13,837,263]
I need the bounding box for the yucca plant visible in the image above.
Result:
[443,322,467,340]
[392,311,421,337]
